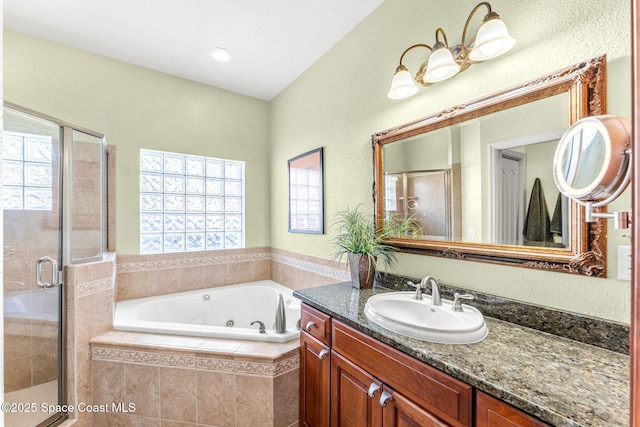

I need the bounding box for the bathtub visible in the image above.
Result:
[113,280,301,342]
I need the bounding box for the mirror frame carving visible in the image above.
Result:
[372,56,607,277]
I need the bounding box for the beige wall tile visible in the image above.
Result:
[200,263,230,289]
[93,412,131,427]
[32,352,57,384]
[125,364,161,419]
[4,356,32,392]
[147,268,180,297]
[132,415,162,426]
[235,375,274,427]
[176,265,207,292]
[92,360,125,406]
[117,271,150,301]
[274,369,300,427]
[160,420,197,427]
[74,259,114,283]
[160,367,197,423]
[251,259,271,280]
[4,318,31,361]
[94,288,115,336]
[196,371,236,427]
[74,347,93,409]
[271,262,336,291]
[75,294,96,349]
[228,261,257,284]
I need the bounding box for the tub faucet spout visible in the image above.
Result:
[275,293,287,334]
[251,321,266,334]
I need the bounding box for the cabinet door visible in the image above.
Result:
[331,351,383,427]
[475,391,551,427]
[381,385,449,427]
[300,331,331,427]
[332,321,471,426]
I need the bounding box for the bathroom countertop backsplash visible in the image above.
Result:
[293,279,630,427]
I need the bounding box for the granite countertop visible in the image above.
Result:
[294,282,630,427]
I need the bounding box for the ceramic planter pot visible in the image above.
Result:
[348,253,376,289]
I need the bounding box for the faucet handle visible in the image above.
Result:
[407,281,424,300]
[452,293,474,312]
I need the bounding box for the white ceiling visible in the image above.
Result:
[4,0,385,101]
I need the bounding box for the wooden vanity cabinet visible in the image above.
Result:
[331,350,449,426]
[475,391,551,427]
[300,303,548,427]
[332,320,471,427]
[300,305,332,427]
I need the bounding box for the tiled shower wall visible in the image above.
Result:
[65,253,117,426]
[3,209,61,392]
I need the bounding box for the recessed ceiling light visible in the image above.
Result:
[210,47,233,62]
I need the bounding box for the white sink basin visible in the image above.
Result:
[364,292,488,344]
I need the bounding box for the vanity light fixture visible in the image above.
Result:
[387,2,515,100]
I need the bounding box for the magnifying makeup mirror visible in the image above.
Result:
[553,115,632,228]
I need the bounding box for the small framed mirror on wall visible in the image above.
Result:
[373,56,608,276]
[288,147,324,234]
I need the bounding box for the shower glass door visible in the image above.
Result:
[3,107,65,426]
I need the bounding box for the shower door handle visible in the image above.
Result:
[36,256,59,288]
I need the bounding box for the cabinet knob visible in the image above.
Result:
[317,349,329,360]
[305,321,317,332]
[379,391,393,407]
[367,383,381,398]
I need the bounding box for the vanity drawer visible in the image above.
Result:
[332,320,472,427]
[476,391,551,427]
[301,303,331,345]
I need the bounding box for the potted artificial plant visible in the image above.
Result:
[333,205,420,289]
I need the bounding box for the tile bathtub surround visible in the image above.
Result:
[377,272,629,354]
[115,247,271,301]
[114,246,350,301]
[270,247,349,291]
[90,331,300,427]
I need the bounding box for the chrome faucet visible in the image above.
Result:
[408,276,441,305]
[422,276,441,306]
[251,320,266,333]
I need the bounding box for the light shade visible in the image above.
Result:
[469,18,515,61]
[424,47,460,83]
[387,66,419,99]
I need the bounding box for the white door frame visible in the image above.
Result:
[488,129,566,244]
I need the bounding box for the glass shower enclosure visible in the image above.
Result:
[2,103,107,426]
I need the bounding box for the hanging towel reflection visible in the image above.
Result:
[523,178,552,245]
[550,193,563,238]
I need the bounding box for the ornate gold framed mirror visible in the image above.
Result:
[373,56,607,276]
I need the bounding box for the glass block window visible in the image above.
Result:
[140,149,245,253]
[2,131,53,210]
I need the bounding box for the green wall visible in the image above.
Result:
[4,30,271,254]
[269,0,632,323]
